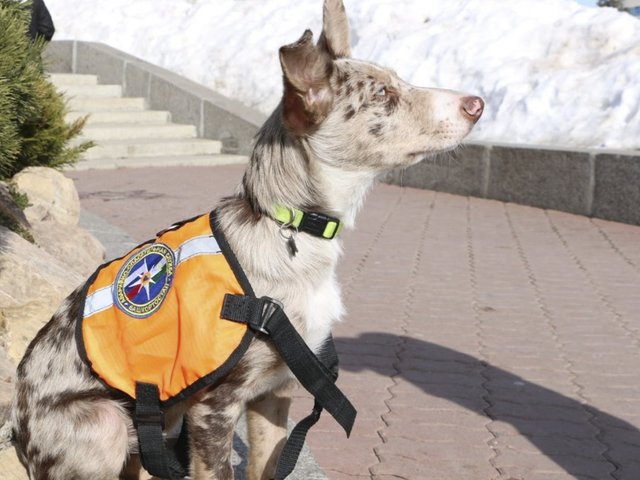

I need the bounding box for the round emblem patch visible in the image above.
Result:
[114,243,176,318]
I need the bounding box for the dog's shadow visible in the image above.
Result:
[335,333,640,478]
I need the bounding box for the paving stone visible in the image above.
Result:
[383,422,493,444]
[594,413,640,432]
[494,448,615,479]
[339,353,398,372]
[487,400,592,423]
[372,453,498,480]
[374,436,494,469]
[397,357,484,376]
[580,385,640,400]
[496,433,606,458]
[487,384,585,406]
[330,474,370,480]
[312,443,378,477]
[487,367,575,385]
[497,473,593,480]
[616,462,640,480]
[387,391,489,413]
[335,371,396,390]
[587,399,640,417]
[401,369,485,388]
[490,418,600,438]
[382,408,489,430]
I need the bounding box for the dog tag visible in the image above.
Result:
[287,235,298,257]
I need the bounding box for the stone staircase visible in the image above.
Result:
[50,73,247,170]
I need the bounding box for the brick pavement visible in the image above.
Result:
[67,166,640,480]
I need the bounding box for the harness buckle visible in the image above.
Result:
[253,297,283,335]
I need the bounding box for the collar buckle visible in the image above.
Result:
[272,205,342,240]
[299,212,340,239]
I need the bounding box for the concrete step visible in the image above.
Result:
[57,84,123,98]
[67,96,147,112]
[49,73,99,86]
[80,123,197,141]
[53,73,227,165]
[68,154,248,171]
[65,110,171,125]
[82,138,223,160]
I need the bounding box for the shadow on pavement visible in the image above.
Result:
[336,333,640,478]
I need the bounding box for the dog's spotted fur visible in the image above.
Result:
[11,1,482,478]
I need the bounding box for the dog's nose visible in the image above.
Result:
[461,96,484,122]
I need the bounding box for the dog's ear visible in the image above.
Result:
[318,0,351,58]
[279,29,334,135]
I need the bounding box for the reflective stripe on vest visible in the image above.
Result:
[78,212,251,404]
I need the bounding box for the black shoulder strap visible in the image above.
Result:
[135,295,356,480]
[273,337,341,480]
[221,294,357,478]
[135,383,189,479]
[221,294,356,435]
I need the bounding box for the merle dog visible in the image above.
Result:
[11,1,483,478]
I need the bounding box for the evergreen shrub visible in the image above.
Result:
[0,0,92,179]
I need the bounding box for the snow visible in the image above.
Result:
[46,0,640,149]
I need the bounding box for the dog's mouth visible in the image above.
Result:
[408,147,457,162]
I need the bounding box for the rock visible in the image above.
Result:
[0,226,82,309]
[0,226,83,361]
[31,220,105,277]
[2,301,60,363]
[0,344,14,425]
[12,167,80,226]
[0,311,16,453]
[0,448,27,476]
[5,166,103,281]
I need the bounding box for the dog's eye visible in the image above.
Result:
[374,85,387,98]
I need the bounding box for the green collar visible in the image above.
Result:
[272,205,343,240]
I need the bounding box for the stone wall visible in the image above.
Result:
[382,142,640,226]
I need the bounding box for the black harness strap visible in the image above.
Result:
[134,295,356,479]
[135,383,189,479]
[273,337,341,480]
[275,400,323,479]
[222,294,356,478]
[221,294,356,437]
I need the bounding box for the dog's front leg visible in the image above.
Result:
[188,385,244,480]
[246,382,294,480]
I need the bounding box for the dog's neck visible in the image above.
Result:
[240,105,376,230]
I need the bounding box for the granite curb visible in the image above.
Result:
[382,142,640,227]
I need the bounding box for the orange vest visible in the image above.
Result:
[77,212,254,405]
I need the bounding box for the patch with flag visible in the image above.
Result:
[114,243,176,318]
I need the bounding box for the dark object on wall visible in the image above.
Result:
[28,0,55,42]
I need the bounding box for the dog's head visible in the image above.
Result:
[279,0,483,171]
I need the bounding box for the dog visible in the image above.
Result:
[10,1,483,478]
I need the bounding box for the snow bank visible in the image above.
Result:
[46,0,640,149]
